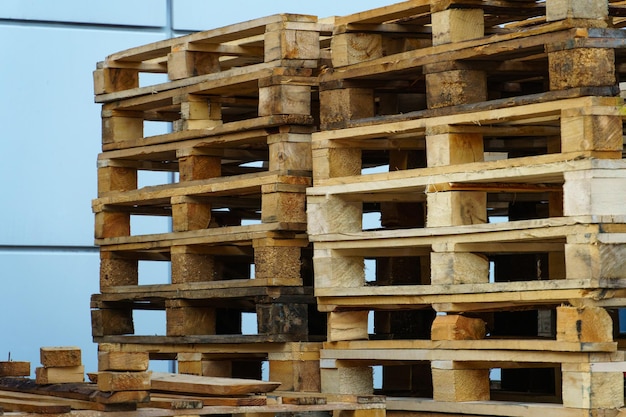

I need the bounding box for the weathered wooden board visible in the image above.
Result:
[150,372,280,396]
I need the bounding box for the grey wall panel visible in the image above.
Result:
[0,0,167,27]
[0,251,99,376]
[0,26,164,246]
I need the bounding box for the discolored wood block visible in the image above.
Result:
[166,300,216,336]
[556,306,613,343]
[253,242,302,283]
[40,347,81,368]
[257,303,308,338]
[99,254,138,288]
[0,361,30,377]
[548,48,615,90]
[91,308,134,337]
[94,67,138,95]
[97,371,151,392]
[565,243,626,281]
[319,87,374,130]
[171,247,218,284]
[167,50,220,80]
[425,69,487,109]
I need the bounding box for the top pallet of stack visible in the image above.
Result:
[93,15,332,152]
[94,14,327,100]
[320,0,626,129]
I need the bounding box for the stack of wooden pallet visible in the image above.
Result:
[308,0,626,416]
[90,1,626,417]
[91,13,331,393]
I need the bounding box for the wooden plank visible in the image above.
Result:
[94,173,309,210]
[386,397,598,417]
[323,339,617,354]
[150,372,280,396]
[0,395,71,414]
[101,116,313,152]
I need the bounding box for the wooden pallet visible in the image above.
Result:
[98,342,324,393]
[91,283,325,343]
[319,0,626,130]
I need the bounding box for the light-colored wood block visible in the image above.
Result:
[431,252,490,285]
[166,300,216,336]
[35,366,84,384]
[268,134,312,172]
[561,113,622,154]
[431,315,486,341]
[258,84,311,116]
[546,0,609,21]
[0,361,30,377]
[562,370,624,409]
[564,168,626,216]
[557,306,613,343]
[431,8,484,46]
[331,32,383,67]
[328,311,369,342]
[313,249,365,289]
[97,371,151,392]
[171,198,212,232]
[101,111,143,144]
[264,23,320,63]
[307,195,362,236]
[269,360,320,392]
[261,191,306,223]
[312,147,362,181]
[548,48,615,90]
[40,347,81,368]
[320,367,373,395]
[426,132,484,167]
[98,351,149,372]
[426,191,487,227]
[97,166,137,195]
[94,211,130,239]
[178,154,222,182]
[565,243,626,280]
[431,366,490,402]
